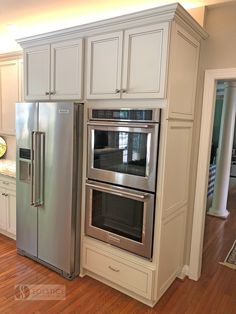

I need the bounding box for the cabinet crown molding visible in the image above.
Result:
[16,3,207,48]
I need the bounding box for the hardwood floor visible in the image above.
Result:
[0,191,236,313]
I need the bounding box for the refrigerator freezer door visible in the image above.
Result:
[16,102,38,257]
[37,102,78,275]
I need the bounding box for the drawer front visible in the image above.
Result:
[0,180,16,191]
[83,245,153,299]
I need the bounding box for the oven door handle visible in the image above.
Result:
[86,182,150,201]
[87,121,155,129]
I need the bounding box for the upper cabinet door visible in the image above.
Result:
[0,60,19,134]
[86,32,123,99]
[24,45,50,100]
[122,23,169,99]
[51,39,83,100]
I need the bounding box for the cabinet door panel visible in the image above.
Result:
[0,60,19,134]
[86,32,123,99]
[6,190,16,235]
[0,189,7,230]
[51,39,83,100]
[122,23,169,99]
[24,45,50,100]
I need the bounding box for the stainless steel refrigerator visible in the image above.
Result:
[16,102,83,279]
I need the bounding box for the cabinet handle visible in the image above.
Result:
[108,265,120,273]
[121,89,127,93]
[1,193,5,196]
[45,92,50,96]
[4,194,8,197]
[50,91,56,95]
[115,89,120,94]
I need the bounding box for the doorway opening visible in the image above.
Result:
[189,68,236,281]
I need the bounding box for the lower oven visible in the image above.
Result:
[85,180,155,259]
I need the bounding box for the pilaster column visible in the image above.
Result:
[208,82,236,218]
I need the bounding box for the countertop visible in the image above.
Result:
[0,159,16,178]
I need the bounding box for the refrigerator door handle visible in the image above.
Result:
[38,132,45,206]
[31,131,37,206]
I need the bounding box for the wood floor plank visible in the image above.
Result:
[0,190,235,313]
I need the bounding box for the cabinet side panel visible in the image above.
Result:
[157,207,187,298]
[162,121,193,217]
[167,23,200,119]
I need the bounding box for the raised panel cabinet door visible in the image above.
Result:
[24,45,50,100]
[51,39,83,100]
[0,60,19,134]
[167,23,200,119]
[86,32,123,99]
[6,189,16,235]
[122,23,169,99]
[0,188,7,230]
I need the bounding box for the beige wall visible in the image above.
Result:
[185,1,236,265]
[202,2,236,70]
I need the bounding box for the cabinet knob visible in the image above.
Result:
[115,89,120,94]
[45,92,50,96]
[121,89,127,93]
[4,194,8,197]
[50,91,56,95]
[1,193,5,196]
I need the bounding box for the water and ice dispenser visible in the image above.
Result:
[19,148,31,182]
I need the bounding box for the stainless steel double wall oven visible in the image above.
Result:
[85,108,160,259]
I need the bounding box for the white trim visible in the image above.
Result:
[177,264,189,280]
[189,68,236,280]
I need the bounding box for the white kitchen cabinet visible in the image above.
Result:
[17,3,207,307]
[24,45,50,100]
[86,23,168,99]
[86,32,123,99]
[0,176,16,239]
[24,39,83,101]
[83,241,154,299]
[0,59,21,135]
[0,188,7,230]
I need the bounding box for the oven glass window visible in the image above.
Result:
[93,130,148,177]
[92,190,144,242]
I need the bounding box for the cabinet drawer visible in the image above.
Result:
[0,180,15,191]
[83,244,153,299]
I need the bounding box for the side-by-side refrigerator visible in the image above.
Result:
[16,102,83,279]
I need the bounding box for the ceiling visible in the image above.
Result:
[0,0,233,53]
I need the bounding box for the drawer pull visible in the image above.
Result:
[108,265,120,273]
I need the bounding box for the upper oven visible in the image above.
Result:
[87,108,160,192]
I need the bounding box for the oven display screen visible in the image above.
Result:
[92,109,153,121]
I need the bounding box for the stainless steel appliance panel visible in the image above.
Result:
[37,103,78,274]
[16,102,38,257]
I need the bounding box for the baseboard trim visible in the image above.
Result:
[177,264,189,280]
